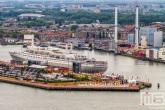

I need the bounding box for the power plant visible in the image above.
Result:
[114,5,139,49]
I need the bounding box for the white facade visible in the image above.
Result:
[18,13,45,19]
[109,40,116,51]
[146,49,149,58]
[139,27,157,46]
[24,34,34,43]
[67,39,85,48]
[154,31,163,48]
[158,48,165,60]
[153,49,158,59]
[146,48,165,61]
[141,36,147,47]
[127,34,135,44]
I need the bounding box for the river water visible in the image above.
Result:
[0,45,165,110]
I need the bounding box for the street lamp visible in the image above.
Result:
[68,59,69,69]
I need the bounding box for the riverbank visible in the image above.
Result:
[93,48,165,64]
[120,54,165,64]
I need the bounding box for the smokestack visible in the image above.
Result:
[135,6,139,49]
[115,6,118,43]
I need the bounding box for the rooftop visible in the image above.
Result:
[18,13,45,17]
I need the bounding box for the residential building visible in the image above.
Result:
[139,27,157,46]
[0,6,3,12]
[141,36,147,47]
[154,31,163,48]
[127,34,135,44]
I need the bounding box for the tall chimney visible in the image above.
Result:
[135,6,139,49]
[115,6,118,43]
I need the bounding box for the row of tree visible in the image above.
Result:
[0,30,40,39]
[1,8,165,27]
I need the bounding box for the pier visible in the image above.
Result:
[0,59,152,92]
[0,76,152,92]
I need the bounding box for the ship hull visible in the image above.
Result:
[9,52,107,73]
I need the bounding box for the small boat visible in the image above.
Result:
[40,44,48,47]
[50,43,57,46]
[23,44,27,48]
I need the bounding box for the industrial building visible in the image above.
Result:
[153,31,163,48]
[127,34,135,44]
[18,13,45,19]
[24,35,34,44]
[146,48,165,61]
[67,39,85,48]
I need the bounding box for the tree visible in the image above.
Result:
[103,31,105,38]
[99,32,102,39]
[28,17,32,21]
[6,33,10,38]
[17,17,20,22]
[34,33,39,39]
[55,74,59,79]
[0,32,3,38]
[70,25,78,32]
[163,38,165,42]
[118,32,121,39]
[19,33,24,39]
[86,32,89,38]
[12,33,17,38]
[89,43,92,48]
[36,72,40,79]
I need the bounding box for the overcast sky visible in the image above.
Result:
[15,0,165,1]
[3,0,165,2]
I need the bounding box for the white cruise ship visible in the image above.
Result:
[9,40,108,73]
